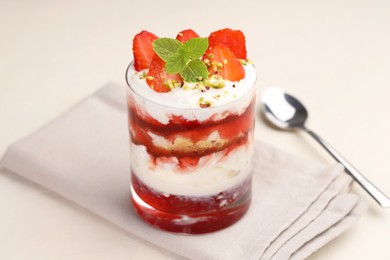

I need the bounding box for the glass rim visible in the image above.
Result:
[125,61,257,111]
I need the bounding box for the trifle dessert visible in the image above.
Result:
[126,28,256,234]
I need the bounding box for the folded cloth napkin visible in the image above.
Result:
[0,83,368,260]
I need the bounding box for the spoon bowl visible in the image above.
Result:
[262,87,308,130]
[261,87,390,208]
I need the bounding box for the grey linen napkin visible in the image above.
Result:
[0,83,368,260]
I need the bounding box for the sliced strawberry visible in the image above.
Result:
[176,29,199,43]
[208,28,247,59]
[146,55,183,93]
[132,30,158,71]
[204,44,245,81]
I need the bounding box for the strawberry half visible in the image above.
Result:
[176,29,199,43]
[208,28,247,59]
[146,55,183,93]
[132,30,158,71]
[204,44,245,81]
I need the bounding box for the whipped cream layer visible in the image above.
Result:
[130,142,253,197]
[126,63,256,124]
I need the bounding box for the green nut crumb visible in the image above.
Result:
[204,77,225,89]
[239,58,252,66]
[139,72,147,79]
[164,79,182,90]
[198,97,212,108]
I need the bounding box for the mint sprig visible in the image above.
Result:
[152,37,209,82]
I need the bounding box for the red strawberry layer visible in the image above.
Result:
[127,97,255,165]
[132,172,251,214]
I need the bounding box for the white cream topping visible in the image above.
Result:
[130,142,253,197]
[126,63,256,124]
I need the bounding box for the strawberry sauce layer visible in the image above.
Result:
[131,173,251,234]
[128,99,255,161]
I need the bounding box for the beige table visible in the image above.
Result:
[1,0,389,259]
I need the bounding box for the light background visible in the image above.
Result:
[1,0,389,259]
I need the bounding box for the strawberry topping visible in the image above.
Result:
[132,30,158,71]
[146,55,183,93]
[176,29,199,43]
[131,28,249,92]
[208,28,247,59]
[204,44,245,81]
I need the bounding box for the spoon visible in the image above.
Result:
[261,87,390,208]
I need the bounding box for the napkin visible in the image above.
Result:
[0,83,368,260]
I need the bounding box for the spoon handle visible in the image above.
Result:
[304,128,390,208]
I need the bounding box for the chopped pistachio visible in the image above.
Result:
[173,81,182,88]
[213,81,225,88]
[198,96,212,108]
[198,98,212,108]
[139,72,147,79]
[239,58,252,66]
[164,79,182,90]
[163,79,174,89]
[210,61,223,73]
[196,83,208,92]
[204,77,225,89]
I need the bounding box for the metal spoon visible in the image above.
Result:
[261,87,390,208]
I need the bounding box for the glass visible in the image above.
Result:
[126,62,256,234]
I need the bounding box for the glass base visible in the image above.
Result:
[131,176,251,234]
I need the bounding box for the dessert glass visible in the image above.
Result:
[126,62,256,234]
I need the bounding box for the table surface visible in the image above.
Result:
[1,0,390,259]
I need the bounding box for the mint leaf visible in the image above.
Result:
[166,49,187,74]
[184,37,208,59]
[152,37,209,82]
[180,59,208,82]
[152,38,182,62]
